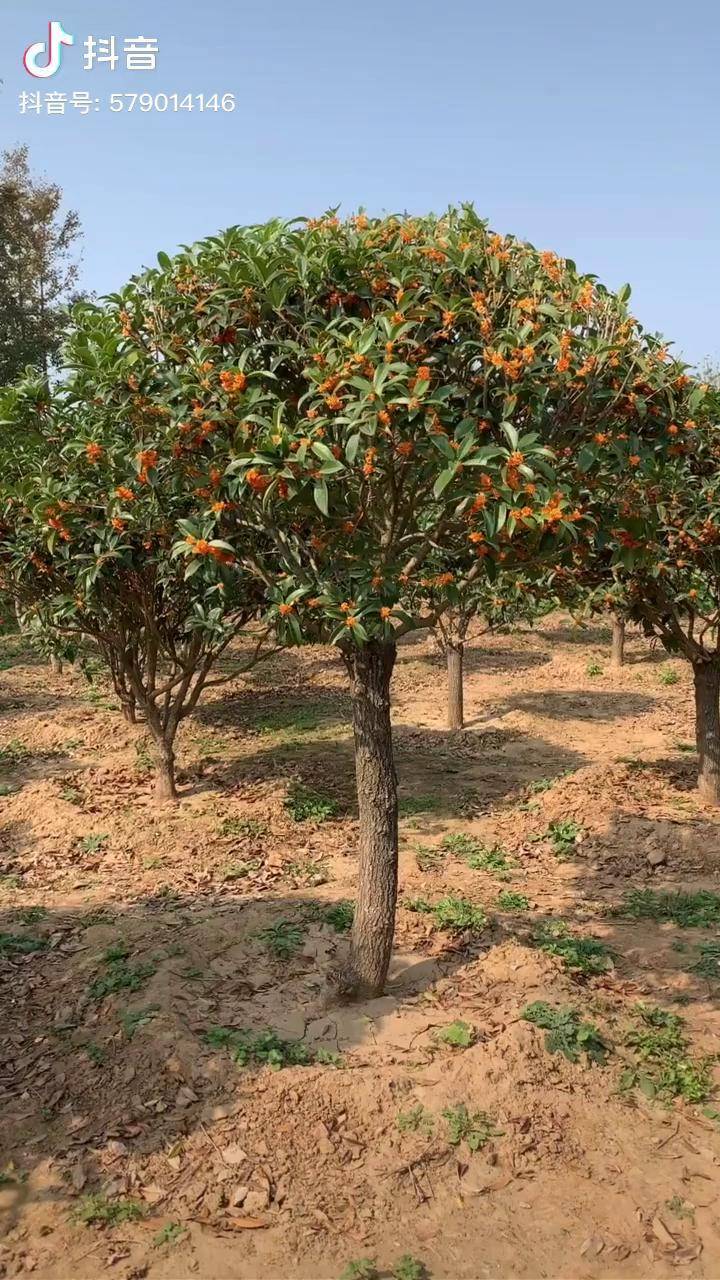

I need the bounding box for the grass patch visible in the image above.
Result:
[204,1026,312,1069]
[621,1005,714,1103]
[497,890,530,912]
[406,894,486,933]
[522,1002,609,1064]
[89,941,156,1000]
[660,666,680,686]
[532,920,613,976]
[284,783,337,823]
[586,661,603,677]
[339,1261,379,1280]
[615,889,720,928]
[285,857,330,887]
[442,1103,501,1152]
[393,1258,429,1280]
[253,706,328,735]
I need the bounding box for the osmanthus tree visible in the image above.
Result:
[62,208,665,995]
[560,373,720,802]
[0,375,268,802]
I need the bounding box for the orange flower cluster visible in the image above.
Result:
[85,442,104,463]
[185,535,235,564]
[246,468,271,493]
[540,250,563,282]
[115,486,135,502]
[363,447,377,477]
[219,370,247,395]
[556,331,573,374]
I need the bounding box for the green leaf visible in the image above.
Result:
[157,251,172,271]
[433,467,456,498]
[313,480,329,515]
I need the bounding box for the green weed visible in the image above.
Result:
[339,1260,379,1280]
[284,784,337,823]
[153,1222,186,1248]
[660,666,680,686]
[223,859,262,881]
[315,1048,344,1068]
[414,845,445,873]
[533,921,613,975]
[0,739,30,766]
[522,1002,609,1064]
[442,1103,501,1152]
[441,833,512,876]
[59,785,84,805]
[586,661,603,677]
[204,1026,311,1070]
[79,833,109,855]
[621,1005,714,1103]
[257,920,306,959]
[73,1194,144,1227]
[546,820,583,858]
[397,1104,434,1136]
[15,906,46,925]
[89,941,156,1000]
[0,932,47,956]
[219,815,269,837]
[119,1006,159,1039]
[285,857,330,887]
[690,941,720,979]
[434,1020,474,1049]
[615,889,720,928]
[665,1195,694,1222]
[310,900,355,933]
[497,890,530,912]
[406,895,486,933]
[393,1258,429,1280]
[398,794,441,817]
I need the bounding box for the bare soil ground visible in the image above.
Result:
[2,617,720,1280]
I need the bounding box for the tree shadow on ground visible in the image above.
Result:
[477,688,657,723]
[181,723,588,821]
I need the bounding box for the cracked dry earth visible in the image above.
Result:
[2,616,720,1279]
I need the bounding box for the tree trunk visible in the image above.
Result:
[693,662,720,805]
[154,741,178,803]
[122,698,137,725]
[610,615,625,669]
[447,643,464,729]
[339,640,398,999]
[49,654,63,675]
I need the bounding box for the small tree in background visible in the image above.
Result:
[0,146,83,382]
[0,377,268,802]
[423,569,551,729]
[51,208,697,995]
[555,367,720,800]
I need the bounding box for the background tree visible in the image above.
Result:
[0,374,269,802]
[555,366,720,800]
[0,146,83,383]
[49,209,691,997]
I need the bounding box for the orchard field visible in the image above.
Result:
[2,614,720,1280]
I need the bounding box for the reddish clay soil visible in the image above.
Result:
[1,617,720,1279]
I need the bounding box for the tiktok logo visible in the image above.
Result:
[23,20,74,78]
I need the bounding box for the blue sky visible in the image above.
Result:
[2,0,718,367]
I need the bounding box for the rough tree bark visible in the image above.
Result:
[610,615,625,669]
[153,741,178,802]
[693,661,720,805]
[446,643,464,729]
[339,640,398,999]
[49,654,63,675]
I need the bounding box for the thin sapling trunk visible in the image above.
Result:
[446,643,464,729]
[611,615,626,669]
